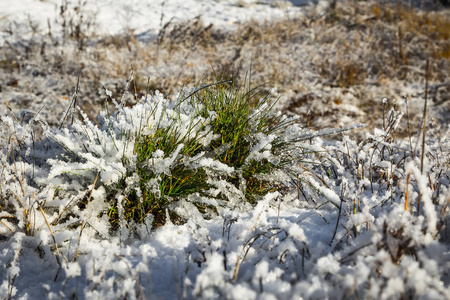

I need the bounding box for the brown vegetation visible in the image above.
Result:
[1,1,449,137]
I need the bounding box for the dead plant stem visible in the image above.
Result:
[418,59,430,215]
[75,171,100,261]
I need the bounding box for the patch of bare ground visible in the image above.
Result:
[1,0,448,140]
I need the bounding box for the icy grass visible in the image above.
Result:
[0,83,449,299]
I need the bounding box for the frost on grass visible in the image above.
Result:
[0,88,449,299]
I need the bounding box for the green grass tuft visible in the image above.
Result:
[107,80,291,228]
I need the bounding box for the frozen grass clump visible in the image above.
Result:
[2,80,353,238]
[1,78,449,299]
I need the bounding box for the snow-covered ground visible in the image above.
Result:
[1,0,449,299]
[0,0,306,42]
[1,87,449,299]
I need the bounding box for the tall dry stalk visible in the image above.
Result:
[418,59,430,215]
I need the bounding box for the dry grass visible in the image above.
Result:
[1,1,449,137]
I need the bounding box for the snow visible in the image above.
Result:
[1,0,450,299]
[0,0,304,44]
